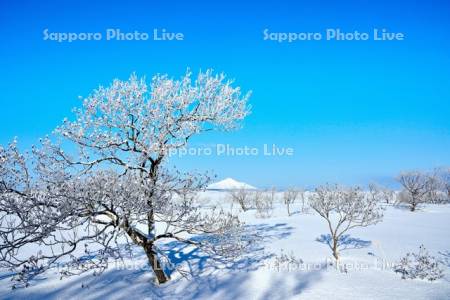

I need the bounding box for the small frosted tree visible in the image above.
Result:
[309,184,383,260]
[435,167,450,202]
[397,171,433,211]
[424,172,445,203]
[229,188,251,211]
[0,70,251,286]
[441,168,450,200]
[254,189,275,218]
[283,188,299,216]
[368,183,394,204]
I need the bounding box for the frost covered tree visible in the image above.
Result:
[283,188,299,216]
[309,184,383,260]
[424,171,445,203]
[397,171,434,211]
[229,188,252,211]
[254,189,275,218]
[441,168,450,200]
[0,70,251,286]
[368,183,394,204]
[435,167,450,201]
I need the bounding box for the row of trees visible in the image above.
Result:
[228,187,305,217]
[227,169,450,260]
[229,168,450,217]
[229,167,450,219]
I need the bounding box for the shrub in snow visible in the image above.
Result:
[394,245,444,281]
[272,250,303,272]
[0,69,251,287]
[309,184,383,260]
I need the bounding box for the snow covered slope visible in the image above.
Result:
[207,177,256,190]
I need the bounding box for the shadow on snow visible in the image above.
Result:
[316,234,372,252]
[0,223,325,299]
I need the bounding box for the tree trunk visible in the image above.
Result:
[332,237,339,260]
[287,203,291,216]
[144,243,170,284]
[239,200,247,211]
[121,220,170,284]
[121,222,169,283]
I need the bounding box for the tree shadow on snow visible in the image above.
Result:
[259,267,324,300]
[1,223,298,300]
[161,222,295,278]
[316,234,371,252]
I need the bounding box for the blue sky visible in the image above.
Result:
[1,0,450,188]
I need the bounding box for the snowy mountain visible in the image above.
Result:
[207,178,256,190]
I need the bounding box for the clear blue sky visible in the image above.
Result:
[1,0,450,188]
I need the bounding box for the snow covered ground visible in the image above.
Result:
[1,192,450,300]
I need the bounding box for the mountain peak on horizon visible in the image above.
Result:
[207,177,256,190]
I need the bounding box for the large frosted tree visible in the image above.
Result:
[0,70,251,285]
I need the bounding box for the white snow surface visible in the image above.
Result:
[1,192,450,300]
[207,178,257,190]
